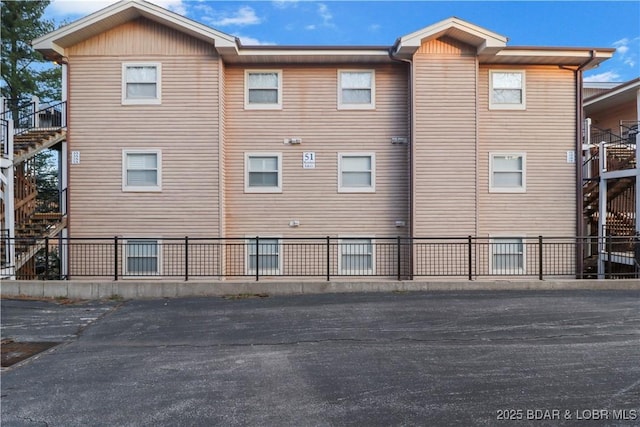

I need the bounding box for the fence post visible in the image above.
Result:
[44,236,50,280]
[184,236,189,282]
[467,236,472,281]
[538,235,543,281]
[606,235,612,279]
[326,236,330,282]
[397,236,401,281]
[114,236,119,281]
[255,236,260,282]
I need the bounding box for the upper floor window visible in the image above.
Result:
[489,70,525,110]
[123,150,162,192]
[122,63,161,105]
[245,70,282,109]
[338,153,375,193]
[245,153,282,193]
[489,152,526,193]
[338,70,375,109]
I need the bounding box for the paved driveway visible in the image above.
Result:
[1,290,639,426]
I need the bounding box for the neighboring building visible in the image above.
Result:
[582,78,640,277]
[13,0,616,279]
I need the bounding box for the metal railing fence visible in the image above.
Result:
[3,235,640,281]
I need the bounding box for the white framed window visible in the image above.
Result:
[338,153,375,193]
[245,70,282,109]
[489,152,526,193]
[490,237,525,274]
[122,63,161,105]
[244,153,282,193]
[246,237,281,275]
[339,238,375,275]
[338,70,375,109]
[124,239,161,276]
[123,150,162,192]
[489,70,525,110]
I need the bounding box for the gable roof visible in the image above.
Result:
[33,0,615,68]
[392,17,508,56]
[32,0,238,60]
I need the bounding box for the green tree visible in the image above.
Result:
[1,0,61,113]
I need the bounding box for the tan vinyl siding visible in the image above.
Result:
[224,64,409,239]
[67,19,220,240]
[412,38,478,238]
[68,18,214,56]
[478,65,577,237]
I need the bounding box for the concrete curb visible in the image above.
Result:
[1,279,640,299]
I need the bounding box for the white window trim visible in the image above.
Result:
[123,238,162,277]
[122,62,162,105]
[338,236,376,275]
[338,69,375,110]
[338,152,376,193]
[489,70,526,110]
[245,236,282,276]
[489,235,526,275]
[489,152,526,193]
[122,149,162,192]
[244,70,283,110]
[244,152,283,193]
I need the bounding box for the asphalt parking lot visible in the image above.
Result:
[1,290,639,426]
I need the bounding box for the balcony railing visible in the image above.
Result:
[3,235,639,280]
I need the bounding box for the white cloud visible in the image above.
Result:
[235,34,275,46]
[317,3,333,26]
[612,36,639,69]
[272,0,299,9]
[584,71,621,83]
[212,6,261,27]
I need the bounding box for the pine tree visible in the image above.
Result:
[1,0,61,115]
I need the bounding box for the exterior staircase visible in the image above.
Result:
[1,98,67,279]
[582,124,639,278]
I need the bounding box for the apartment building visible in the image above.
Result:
[21,0,616,279]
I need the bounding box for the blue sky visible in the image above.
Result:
[45,0,640,83]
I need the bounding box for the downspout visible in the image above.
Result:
[564,49,597,278]
[389,43,413,279]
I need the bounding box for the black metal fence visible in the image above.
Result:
[3,235,640,280]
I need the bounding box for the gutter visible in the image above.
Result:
[388,45,413,279]
[566,49,598,278]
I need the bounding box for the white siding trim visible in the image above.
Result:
[338,152,376,193]
[122,149,162,192]
[121,62,162,105]
[244,70,283,110]
[338,236,376,275]
[337,69,376,110]
[244,235,282,275]
[489,152,526,193]
[488,69,526,110]
[489,234,526,275]
[122,238,162,278]
[244,152,283,193]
